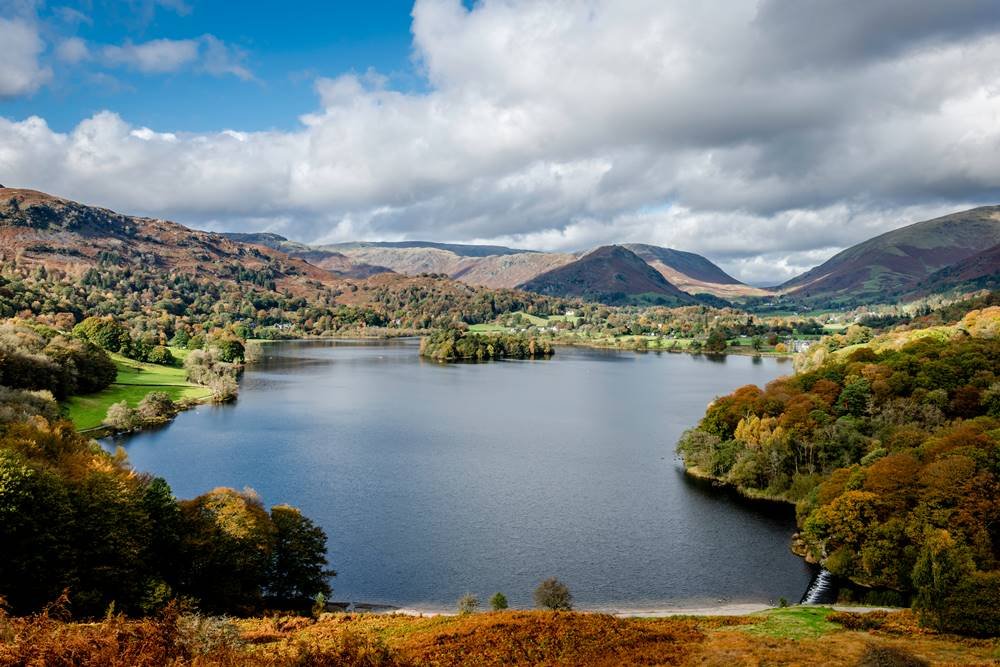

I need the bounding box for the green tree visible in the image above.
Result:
[266,504,334,605]
[489,592,508,611]
[146,345,175,366]
[178,488,276,613]
[704,328,728,353]
[73,316,132,353]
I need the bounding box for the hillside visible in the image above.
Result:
[909,241,1000,295]
[221,232,390,278]
[330,240,531,257]
[0,187,337,293]
[332,244,577,288]
[0,187,572,335]
[622,243,770,298]
[777,206,1000,304]
[518,245,699,306]
[7,606,997,666]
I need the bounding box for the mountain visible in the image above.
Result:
[909,242,1000,295]
[778,206,1000,303]
[332,243,578,289]
[221,232,390,278]
[330,239,758,297]
[329,240,531,257]
[517,245,699,306]
[621,244,770,298]
[0,186,573,332]
[0,187,336,292]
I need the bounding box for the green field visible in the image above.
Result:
[64,349,212,430]
[740,606,840,639]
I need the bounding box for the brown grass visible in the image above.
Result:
[2,606,999,666]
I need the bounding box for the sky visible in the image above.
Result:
[2,0,1000,285]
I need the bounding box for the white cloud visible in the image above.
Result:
[101,38,200,73]
[0,18,51,98]
[3,0,1000,283]
[55,36,89,64]
[97,35,251,78]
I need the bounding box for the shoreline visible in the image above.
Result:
[251,333,798,360]
[335,602,900,618]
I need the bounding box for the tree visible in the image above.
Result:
[0,449,75,613]
[704,328,728,353]
[146,345,175,366]
[178,488,276,613]
[534,577,572,611]
[266,504,334,605]
[72,316,132,354]
[490,592,508,611]
[836,377,871,417]
[457,593,479,614]
[213,338,245,363]
[911,529,991,634]
[104,400,139,431]
[137,391,175,423]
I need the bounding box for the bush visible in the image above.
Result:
[856,643,929,667]
[533,577,572,611]
[489,592,508,611]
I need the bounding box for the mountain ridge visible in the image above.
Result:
[518,245,700,306]
[776,206,1000,303]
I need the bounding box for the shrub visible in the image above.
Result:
[457,593,479,615]
[856,643,929,667]
[533,578,572,611]
[490,592,508,611]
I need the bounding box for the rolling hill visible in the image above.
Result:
[517,245,700,306]
[778,206,1000,303]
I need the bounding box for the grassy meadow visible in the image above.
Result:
[64,348,212,430]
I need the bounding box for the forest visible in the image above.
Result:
[420,328,554,361]
[677,306,1000,635]
[0,311,333,617]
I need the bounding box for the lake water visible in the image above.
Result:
[107,340,813,611]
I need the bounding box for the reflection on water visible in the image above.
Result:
[109,340,809,610]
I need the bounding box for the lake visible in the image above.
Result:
[107,340,813,611]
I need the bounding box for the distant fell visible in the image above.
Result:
[518,245,700,306]
[778,206,1000,304]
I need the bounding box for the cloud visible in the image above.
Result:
[200,35,253,81]
[0,18,52,98]
[3,0,1000,283]
[55,36,89,64]
[97,35,252,79]
[101,38,200,73]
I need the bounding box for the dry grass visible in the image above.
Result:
[3,606,999,666]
